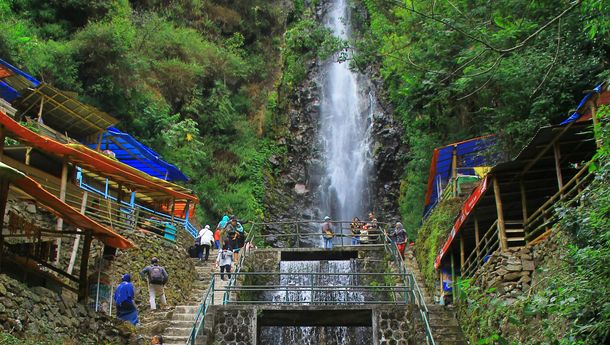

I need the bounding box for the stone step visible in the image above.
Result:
[164,326,193,337]
[428,315,459,326]
[172,312,198,321]
[174,305,200,314]
[507,237,526,241]
[161,335,189,343]
[169,319,197,328]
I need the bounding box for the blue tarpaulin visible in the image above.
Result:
[424,136,495,218]
[84,127,189,181]
[0,59,40,102]
[560,83,604,125]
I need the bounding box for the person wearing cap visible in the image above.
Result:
[114,274,138,325]
[198,225,214,261]
[140,258,168,310]
[321,216,335,250]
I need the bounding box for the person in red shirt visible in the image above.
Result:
[214,227,221,250]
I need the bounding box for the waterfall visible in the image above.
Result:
[260,260,371,344]
[316,0,374,225]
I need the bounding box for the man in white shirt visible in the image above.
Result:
[198,225,214,261]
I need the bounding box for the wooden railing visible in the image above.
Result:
[524,163,594,241]
[461,220,499,278]
[5,155,183,241]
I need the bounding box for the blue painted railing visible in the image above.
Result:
[76,167,197,239]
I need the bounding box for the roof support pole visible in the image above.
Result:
[77,230,93,303]
[0,125,5,162]
[450,251,456,301]
[451,145,458,197]
[95,131,103,152]
[67,191,88,275]
[25,147,32,165]
[553,143,564,194]
[184,200,191,222]
[0,179,10,273]
[170,198,175,225]
[493,176,508,252]
[439,270,443,299]
[520,180,528,226]
[459,233,465,270]
[474,215,480,260]
[589,95,601,148]
[54,160,68,265]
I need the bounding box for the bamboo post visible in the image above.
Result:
[459,233,465,270]
[25,147,32,165]
[474,215,481,259]
[170,197,176,225]
[451,145,458,196]
[553,143,564,194]
[78,230,93,303]
[54,160,68,265]
[0,180,9,272]
[67,191,88,275]
[591,96,601,148]
[95,131,103,151]
[450,252,456,302]
[0,125,5,162]
[439,270,443,301]
[520,180,528,226]
[493,176,508,252]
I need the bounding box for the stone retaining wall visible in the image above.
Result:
[473,247,535,298]
[0,273,132,343]
[472,233,562,300]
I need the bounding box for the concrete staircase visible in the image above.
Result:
[427,305,469,345]
[162,258,215,345]
[403,250,433,305]
[403,250,469,345]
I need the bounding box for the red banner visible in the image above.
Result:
[435,175,489,269]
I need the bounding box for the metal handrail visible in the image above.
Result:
[186,274,215,345]
[186,221,435,344]
[380,227,436,345]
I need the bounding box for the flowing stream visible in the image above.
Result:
[316,0,375,225]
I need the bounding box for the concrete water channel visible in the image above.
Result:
[188,235,435,345]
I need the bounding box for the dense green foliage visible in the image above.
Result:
[456,107,610,344]
[356,0,610,232]
[0,0,296,222]
[414,197,463,292]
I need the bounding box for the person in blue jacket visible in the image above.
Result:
[114,274,139,325]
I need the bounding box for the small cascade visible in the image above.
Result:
[260,260,372,345]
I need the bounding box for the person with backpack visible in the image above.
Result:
[215,246,233,281]
[321,216,335,250]
[198,225,214,261]
[223,215,239,250]
[114,274,138,325]
[139,257,168,310]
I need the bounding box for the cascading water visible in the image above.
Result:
[316,0,375,225]
[260,261,371,344]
